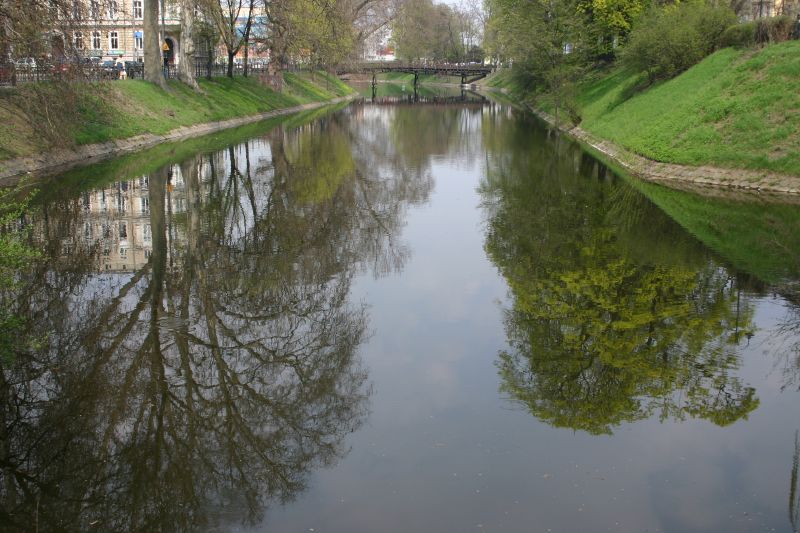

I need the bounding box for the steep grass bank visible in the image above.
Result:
[484,41,800,176]
[0,71,354,162]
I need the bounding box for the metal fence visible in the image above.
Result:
[0,60,275,86]
[0,64,146,85]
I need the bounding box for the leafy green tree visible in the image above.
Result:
[576,0,646,60]
[485,0,584,123]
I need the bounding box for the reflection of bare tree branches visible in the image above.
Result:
[774,299,800,392]
[1,107,438,529]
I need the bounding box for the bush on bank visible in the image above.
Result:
[721,16,797,49]
[620,2,737,83]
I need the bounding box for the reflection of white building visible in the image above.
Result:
[63,166,187,272]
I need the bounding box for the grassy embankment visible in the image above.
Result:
[484,40,800,176]
[0,70,354,162]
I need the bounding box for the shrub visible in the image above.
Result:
[720,22,757,48]
[620,1,738,82]
[755,15,794,44]
[720,16,795,50]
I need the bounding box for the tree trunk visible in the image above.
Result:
[227,50,234,77]
[178,0,199,89]
[266,58,282,91]
[144,0,167,87]
[243,36,249,77]
[266,34,285,91]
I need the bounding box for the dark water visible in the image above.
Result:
[3,94,800,532]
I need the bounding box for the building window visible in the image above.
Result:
[90,0,100,19]
[109,31,119,50]
[107,0,117,19]
[92,31,101,50]
[133,0,142,19]
[134,34,143,50]
[74,32,84,50]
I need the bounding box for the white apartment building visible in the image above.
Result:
[73,0,182,64]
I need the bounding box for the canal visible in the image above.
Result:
[3,88,800,532]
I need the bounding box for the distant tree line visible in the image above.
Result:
[391,0,485,63]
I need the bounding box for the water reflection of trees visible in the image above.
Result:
[480,111,759,435]
[0,113,431,530]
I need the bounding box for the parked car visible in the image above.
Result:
[124,60,143,76]
[49,58,73,74]
[14,57,37,70]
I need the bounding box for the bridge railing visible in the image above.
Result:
[339,62,493,74]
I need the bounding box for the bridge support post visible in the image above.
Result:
[414,71,419,90]
[461,73,466,85]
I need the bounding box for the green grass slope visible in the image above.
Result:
[575,41,800,175]
[0,71,355,161]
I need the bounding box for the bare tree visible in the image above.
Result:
[201,0,259,77]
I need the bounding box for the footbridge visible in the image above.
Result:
[339,62,494,86]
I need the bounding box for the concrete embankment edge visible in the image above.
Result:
[0,95,357,183]
[483,88,800,197]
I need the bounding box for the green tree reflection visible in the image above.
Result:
[480,112,758,435]
[0,113,431,530]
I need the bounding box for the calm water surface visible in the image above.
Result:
[3,91,800,532]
